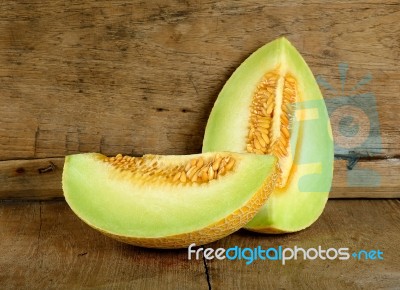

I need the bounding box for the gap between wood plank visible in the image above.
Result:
[335,154,400,170]
[202,250,212,290]
[1,156,400,200]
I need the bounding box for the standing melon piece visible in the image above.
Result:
[202,37,334,233]
[63,152,278,248]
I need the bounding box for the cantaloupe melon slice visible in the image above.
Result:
[63,152,278,248]
[203,37,334,233]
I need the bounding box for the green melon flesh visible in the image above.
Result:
[202,37,334,233]
[63,152,278,248]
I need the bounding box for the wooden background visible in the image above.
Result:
[1,199,399,289]
[0,0,399,199]
[1,2,399,289]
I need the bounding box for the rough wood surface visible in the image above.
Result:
[0,0,399,198]
[0,200,207,289]
[0,158,64,200]
[206,199,400,290]
[0,199,399,289]
[332,159,400,198]
[1,158,399,200]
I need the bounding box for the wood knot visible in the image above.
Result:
[38,162,56,174]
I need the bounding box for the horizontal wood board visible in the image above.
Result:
[0,199,399,289]
[0,1,399,198]
[1,157,400,200]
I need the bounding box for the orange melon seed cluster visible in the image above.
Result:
[103,153,236,184]
[246,71,297,157]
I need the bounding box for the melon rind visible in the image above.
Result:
[202,37,334,233]
[63,152,278,248]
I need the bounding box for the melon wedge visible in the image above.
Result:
[202,37,334,233]
[63,152,278,248]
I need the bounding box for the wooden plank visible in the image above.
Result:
[0,158,64,200]
[0,0,399,161]
[205,199,400,290]
[0,200,207,289]
[1,157,400,200]
[0,199,399,289]
[332,159,400,198]
[0,1,399,199]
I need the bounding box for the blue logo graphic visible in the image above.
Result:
[317,63,382,187]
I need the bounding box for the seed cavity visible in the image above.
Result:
[103,154,236,185]
[246,70,297,186]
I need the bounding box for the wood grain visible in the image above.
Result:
[332,159,400,198]
[0,199,398,289]
[0,158,64,200]
[0,200,207,289]
[0,0,399,159]
[206,199,400,290]
[0,0,399,198]
[1,157,399,200]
